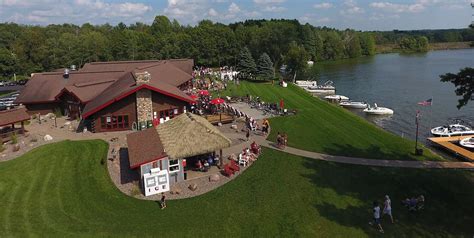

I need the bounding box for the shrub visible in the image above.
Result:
[54,108,63,117]
[11,133,17,145]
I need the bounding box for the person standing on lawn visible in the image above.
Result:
[160,193,167,209]
[383,195,394,224]
[369,201,384,233]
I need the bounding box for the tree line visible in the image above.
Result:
[0,16,472,80]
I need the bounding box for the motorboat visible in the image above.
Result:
[305,80,336,93]
[339,101,368,109]
[430,124,474,137]
[363,103,394,115]
[459,137,474,149]
[295,80,316,88]
[324,95,349,101]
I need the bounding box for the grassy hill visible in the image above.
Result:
[0,140,472,237]
[220,81,443,161]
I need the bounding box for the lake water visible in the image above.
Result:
[310,49,474,143]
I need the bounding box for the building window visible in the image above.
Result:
[169,160,180,173]
[100,115,129,130]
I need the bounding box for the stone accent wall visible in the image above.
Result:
[135,71,151,85]
[135,71,153,124]
[136,88,153,123]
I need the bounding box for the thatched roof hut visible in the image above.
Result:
[156,112,232,159]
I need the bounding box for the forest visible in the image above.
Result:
[0,16,473,80]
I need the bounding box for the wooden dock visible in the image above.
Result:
[428,136,474,161]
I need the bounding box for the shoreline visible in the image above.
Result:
[376,41,472,54]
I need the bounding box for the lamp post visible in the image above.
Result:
[415,110,423,155]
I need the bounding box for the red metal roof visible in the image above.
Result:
[0,107,30,127]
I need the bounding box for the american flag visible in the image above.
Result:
[417,98,432,106]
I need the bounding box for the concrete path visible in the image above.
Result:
[258,140,474,170]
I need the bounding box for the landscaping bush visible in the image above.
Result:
[10,133,17,145]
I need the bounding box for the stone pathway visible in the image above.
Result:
[259,140,474,170]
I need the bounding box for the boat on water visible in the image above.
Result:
[430,124,474,137]
[363,103,394,115]
[339,101,368,109]
[305,81,336,93]
[295,80,316,88]
[324,95,349,101]
[459,137,474,149]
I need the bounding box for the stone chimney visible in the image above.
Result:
[135,71,153,126]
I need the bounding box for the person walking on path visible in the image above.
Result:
[160,193,167,209]
[246,128,250,141]
[369,201,384,233]
[383,195,394,224]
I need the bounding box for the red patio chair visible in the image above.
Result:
[222,164,234,177]
[230,160,240,172]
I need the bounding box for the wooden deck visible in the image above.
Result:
[428,136,474,161]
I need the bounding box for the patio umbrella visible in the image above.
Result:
[199,90,209,96]
[210,98,225,122]
[210,98,225,105]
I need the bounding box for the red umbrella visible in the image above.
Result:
[199,90,209,96]
[210,98,225,105]
[210,98,225,122]
[190,94,198,100]
[279,99,284,109]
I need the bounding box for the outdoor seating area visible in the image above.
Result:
[222,141,261,177]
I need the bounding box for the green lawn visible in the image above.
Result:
[0,140,472,237]
[220,81,443,161]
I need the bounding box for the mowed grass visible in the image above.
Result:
[221,81,443,161]
[1,140,473,237]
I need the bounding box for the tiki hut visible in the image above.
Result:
[156,112,232,160]
[126,112,231,190]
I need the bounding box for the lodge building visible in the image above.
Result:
[15,59,195,133]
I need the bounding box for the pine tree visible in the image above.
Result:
[236,47,256,79]
[256,53,273,80]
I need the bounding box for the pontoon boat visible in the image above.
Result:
[324,95,349,101]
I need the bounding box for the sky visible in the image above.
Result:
[0,0,472,31]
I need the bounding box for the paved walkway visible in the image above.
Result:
[257,139,474,170]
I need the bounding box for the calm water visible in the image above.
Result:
[310,49,474,142]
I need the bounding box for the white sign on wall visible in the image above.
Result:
[143,168,170,196]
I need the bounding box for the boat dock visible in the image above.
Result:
[428,136,474,161]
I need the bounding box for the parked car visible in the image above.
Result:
[0,81,5,87]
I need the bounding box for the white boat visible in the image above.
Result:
[430,124,474,137]
[363,103,394,115]
[305,81,336,93]
[324,95,349,101]
[295,80,316,88]
[339,101,368,109]
[459,137,474,149]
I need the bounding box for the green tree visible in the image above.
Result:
[322,31,344,60]
[256,52,273,80]
[236,47,256,79]
[0,47,17,80]
[346,34,362,58]
[285,42,309,79]
[440,67,474,109]
[151,15,172,36]
[360,33,376,56]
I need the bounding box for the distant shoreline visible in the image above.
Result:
[376,42,473,54]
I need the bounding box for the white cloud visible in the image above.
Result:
[313,3,333,9]
[208,8,218,17]
[316,17,331,23]
[253,0,285,4]
[263,6,286,12]
[370,2,425,13]
[340,0,365,15]
[228,2,240,14]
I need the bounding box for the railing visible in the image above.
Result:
[0,128,25,143]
